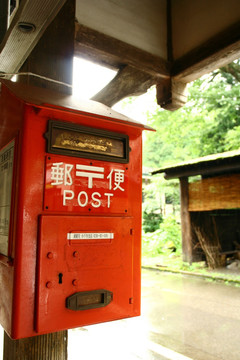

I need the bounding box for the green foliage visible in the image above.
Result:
[143,59,240,171]
[142,177,162,208]
[142,176,180,232]
[157,216,181,253]
[188,70,240,155]
[142,215,181,256]
[142,210,163,233]
[142,178,163,232]
[224,126,240,150]
[143,107,205,169]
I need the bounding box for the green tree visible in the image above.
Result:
[143,59,240,170]
[188,63,240,155]
[143,101,207,169]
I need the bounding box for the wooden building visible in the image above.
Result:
[153,150,240,267]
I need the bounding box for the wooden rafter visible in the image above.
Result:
[75,22,170,79]
[0,0,67,76]
[19,0,75,94]
[0,3,238,109]
[91,65,156,107]
[74,22,169,107]
[74,19,240,109]
[173,21,240,83]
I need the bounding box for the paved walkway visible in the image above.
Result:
[68,269,240,360]
[1,269,239,359]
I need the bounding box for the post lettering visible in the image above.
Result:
[77,191,88,207]
[91,192,101,208]
[63,190,74,205]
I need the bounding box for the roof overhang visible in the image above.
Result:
[0,0,240,109]
[152,150,240,179]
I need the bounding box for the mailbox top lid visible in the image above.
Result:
[0,79,153,131]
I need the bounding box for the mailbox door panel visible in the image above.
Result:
[35,215,135,333]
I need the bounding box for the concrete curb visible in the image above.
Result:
[142,265,240,285]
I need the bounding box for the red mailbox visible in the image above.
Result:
[0,79,152,339]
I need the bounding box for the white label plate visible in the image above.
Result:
[67,232,114,240]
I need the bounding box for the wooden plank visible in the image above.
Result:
[166,0,173,62]
[75,0,167,60]
[3,331,68,360]
[75,19,240,87]
[0,0,8,44]
[189,174,240,211]
[18,0,75,94]
[180,178,192,264]
[172,21,240,83]
[91,65,155,107]
[75,23,170,79]
[0,0,67,76]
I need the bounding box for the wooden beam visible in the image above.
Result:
[156,78,187,111]
[0,0,8,45]
[75,23,170,79]
[74,22,186,110]
[166,0,173,63]
[180,178,192,264]
[75,19,240,106]
[91,65,156,107]
[18,0,75,94]
[3,1,75,359]
[0,0,67,76]
[74,41,120,72]
[172,21,240,83]
[3,331,67,360]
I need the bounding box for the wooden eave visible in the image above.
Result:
[152,150,240,179]
[74,0,240,108]
[74,19,240,107]
[0,0,67,76]
[0,0,240,109]
[172,21,240,83]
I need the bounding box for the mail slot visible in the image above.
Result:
[66,289,113,311]
[0,79,152,339]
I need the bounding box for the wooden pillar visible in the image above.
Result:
[0,0,8,45]
[3,0,75,359]
[3,331,68,360]
[180,177,192,264]
[17,0,75,94]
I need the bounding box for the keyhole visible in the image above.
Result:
[58,273,63,284]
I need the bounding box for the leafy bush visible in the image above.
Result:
[142,209,163,232]
[142,215,181,256]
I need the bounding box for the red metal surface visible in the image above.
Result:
[0,81,143,339]
[44,156,129,214]
[35,215,134,333]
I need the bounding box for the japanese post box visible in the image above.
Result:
[0,79,152,339]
